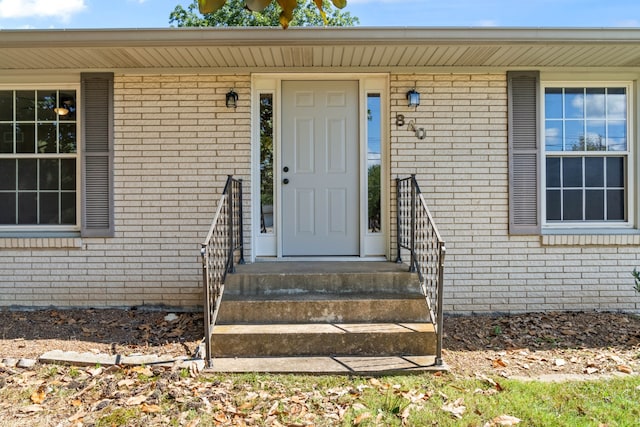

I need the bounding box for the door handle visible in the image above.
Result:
[283,178,290,185]
[283,166,289,172]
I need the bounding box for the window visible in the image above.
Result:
[0,89,79,228]
[543,85,630,226]
[259,93,274,234]
[367,93,382,233]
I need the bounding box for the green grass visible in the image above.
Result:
[2,367,638,426]
[201,373,640,427]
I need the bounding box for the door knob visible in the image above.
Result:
[283,178,290,184]
[283,166,289,172]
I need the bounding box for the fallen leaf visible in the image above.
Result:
[30,385,47,404]
[493,358,507,368]
[141,403,162,413]
[616,365,633,374]
[87,367,103,377]
[130,366,153,377]
[20,404,44,413]
[118,379,136,388]
[354,412,372,425]
[68,410,87,422]
[164,313,179,322]
[484,414,522,426]
[125,394,148,406]
[442,398,466,419]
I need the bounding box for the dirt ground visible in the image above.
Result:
[1,308,639,379]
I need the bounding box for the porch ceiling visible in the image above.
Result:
[2,27,640,71]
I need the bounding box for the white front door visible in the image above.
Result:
[281,80,359,256]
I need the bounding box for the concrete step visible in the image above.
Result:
[217,296,429,324]
[210,322,436,357]
[207,356,447,374]
[225,261,420,296]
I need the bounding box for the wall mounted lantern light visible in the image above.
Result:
[225,89,239,108]
[406,89,420,108]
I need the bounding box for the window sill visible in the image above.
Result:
[0,234,82,249]
[541,229,640,246]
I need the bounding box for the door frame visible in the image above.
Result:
[251,73,389,261]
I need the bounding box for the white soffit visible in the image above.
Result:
[1,27,640,71]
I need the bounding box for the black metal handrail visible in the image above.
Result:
[200,175,244,367]
[396,175,446,366]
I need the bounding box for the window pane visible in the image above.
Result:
[585,190,604,220]
[39,192,59,224]
[546,157,561,187]
[15,91,35,121]
[585,88,606,118]
[58,91,76,121]
[546,189,561,220]
[565,120,584,150]
[61,192,76,224]
[259,93,273,234]
[0,123,13,153]
[17,192,37,224]
[606,157,624,187]
[563,189,583,220]
[59,123,76,153]
[607,88,626,119]
[562,157,583,187]
[0,193,16,224]
[585,157,603,187]
[40,159,59,190]
[607,189,625,221]
[545,120,563,151]
[0,91,13,121]
[545,88,563,119]
[585,120,605,151]
[367,93,382,233]
[61,159,76,190]
[16,123,35,153]
[37,91,57,122]
[564,88,584,118]
[607,120,626,151]
[0,159,15,190]
[37,123,57,153]
[17,159,37,190]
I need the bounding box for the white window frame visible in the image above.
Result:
[0,83,82,233]
[541,81,635,230]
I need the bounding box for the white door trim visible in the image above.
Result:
[251,73,390,261]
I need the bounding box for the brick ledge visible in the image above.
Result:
[541,234,640,246]
[0,238,83,249]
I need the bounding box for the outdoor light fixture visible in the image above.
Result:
[54,97,74,116]
[54,106,69,116]
[225,89,238,108]
[407,89,420,108]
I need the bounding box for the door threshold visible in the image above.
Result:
[255,256,388,263]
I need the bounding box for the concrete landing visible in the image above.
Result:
[207,355,448,375]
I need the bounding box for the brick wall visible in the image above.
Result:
[1,72,639,313]
[391,73,640,313]
[0,74,251,308]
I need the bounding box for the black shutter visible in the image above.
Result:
[508,71,540,235]
[81,73,114,237]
